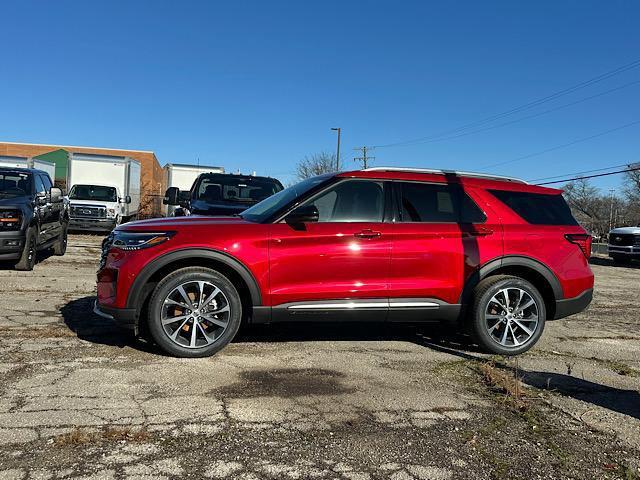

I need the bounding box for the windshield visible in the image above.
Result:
[69,184,118,202]
[0,172,32,197]
[193,174,283,204]
[241,174,334,223]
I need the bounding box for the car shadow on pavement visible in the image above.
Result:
[61,295,157,353]
[521,371,640,420]
[0,249,55,270]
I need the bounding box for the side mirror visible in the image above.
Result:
[164,187,180,206]
[50,187,63,203]
[125,195,132,204]
[285,205,319,226]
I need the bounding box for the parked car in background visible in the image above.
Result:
[0,167,68,270]
[67,153,141,232]
[97,167,593,358]
[164,172,284,216]
[607,226,640,263]
[164,164,224,216]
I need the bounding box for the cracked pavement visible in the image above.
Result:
[0,235,639,479]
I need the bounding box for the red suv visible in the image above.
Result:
[95,167,594,358]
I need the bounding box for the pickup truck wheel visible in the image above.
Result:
[147,267,242,358]
[470,275,546,356]
[15,228,37,271]
[53,225,68,256]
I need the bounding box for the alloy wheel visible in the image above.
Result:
[160,280,231,349]
[485,287,539,348]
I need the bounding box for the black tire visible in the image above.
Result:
[147,267,242,358]
[53,225,68,256]
[611,255,632,265]
[15,227,37,271]
[469,275,546,356]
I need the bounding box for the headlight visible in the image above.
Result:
[107,209,117,218]
[112,231,175,251]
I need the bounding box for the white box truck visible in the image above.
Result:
[164,163,224,216]
[0,156,56,180]
[67,152,141,232]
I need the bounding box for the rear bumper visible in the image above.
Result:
[552,288,593,320]
[70,218,116,232]
[93,301,137,330]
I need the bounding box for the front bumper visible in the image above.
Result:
[70,218,116,232]
[0,231,25,260]
[608,245,640,257]
[553,288,593,320]
[93,300,137,330]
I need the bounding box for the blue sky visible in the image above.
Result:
[1,1,639,190]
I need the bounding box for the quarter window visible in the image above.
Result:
[398,182,486,223]
[304,180,384,222]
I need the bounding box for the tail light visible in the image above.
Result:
[565,234,592,259]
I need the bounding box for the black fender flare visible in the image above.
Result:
[125,248,263,311]
[459,255,563,305]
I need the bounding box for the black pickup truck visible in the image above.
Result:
[164,172,284,216]
[0,167,69,270]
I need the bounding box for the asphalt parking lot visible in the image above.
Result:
[0,235,639,480]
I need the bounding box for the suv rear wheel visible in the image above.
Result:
[470,275,546,355]
[147,267,242,358]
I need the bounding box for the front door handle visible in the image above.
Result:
[354,229,381,239]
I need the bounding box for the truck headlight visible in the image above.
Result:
[112,231,175,251]
[0,210,22,230]
[107,209,117,218]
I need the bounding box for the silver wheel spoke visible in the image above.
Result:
[201,287,221,308]
[486,287,539,349]
[202,314,228,328]
[160,280,231,349]
[162,314,189,326]
[177,285,194,309]
[512,319,533,336]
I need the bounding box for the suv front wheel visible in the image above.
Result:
[147,267,242,358]
[470,275,546,355]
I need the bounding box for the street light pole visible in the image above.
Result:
[331,128,341,171]
[608,188,615,231]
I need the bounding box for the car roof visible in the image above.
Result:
[0,167,46,175]
[337,167,562,194]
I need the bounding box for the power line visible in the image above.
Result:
[374,79,640,148]
[529,162,633,183]
[354,146,375,168]
[482,119,640,169]
[374,58,640,148]
[535,164,640,186]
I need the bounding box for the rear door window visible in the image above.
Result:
[489,190,578,225]
[397,182,486,223]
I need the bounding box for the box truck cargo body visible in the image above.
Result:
[164,163,224,216]
[0,156,56,180]
[67,153,141,232]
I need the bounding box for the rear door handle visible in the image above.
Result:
[354,229,382,239]
[464,227,494,237]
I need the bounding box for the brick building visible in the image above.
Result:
[0,141,166,217]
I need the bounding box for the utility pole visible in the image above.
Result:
[331,128,341,171]
[608,188,615,231]
[354,146,375,169]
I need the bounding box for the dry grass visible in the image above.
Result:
[478,361,529,411]
[54,426,151,447]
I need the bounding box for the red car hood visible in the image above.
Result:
[117,215,251,231]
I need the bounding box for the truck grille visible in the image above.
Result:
[99,233,114,270]
[71,205,106,219]
[609,233,640,247]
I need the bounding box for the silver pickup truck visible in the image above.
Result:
[608,226,640,264]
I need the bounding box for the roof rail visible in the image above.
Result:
[362,166,527,184]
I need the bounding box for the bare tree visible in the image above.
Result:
[623,163,640,225]
[563,179,612,237]
[296,152,337,180]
